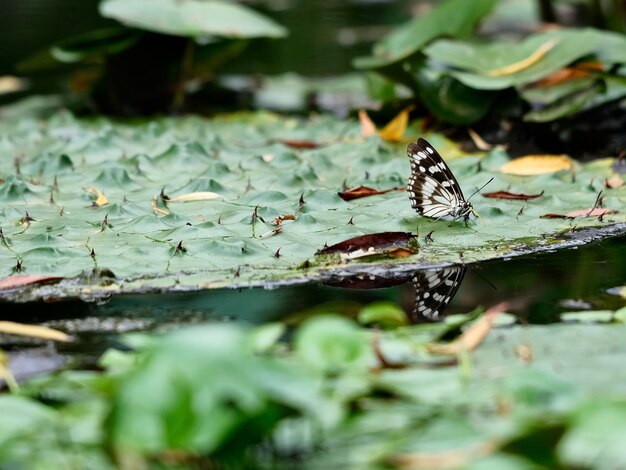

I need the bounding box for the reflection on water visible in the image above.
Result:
[0,235,625,375]
[411,267,466,322]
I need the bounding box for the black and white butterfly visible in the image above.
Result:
[407,138,479,225]
[410,266,466,322]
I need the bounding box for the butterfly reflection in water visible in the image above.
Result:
[410,266,466,322]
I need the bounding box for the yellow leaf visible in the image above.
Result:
[500,154,573,175]
[378,105,414,142]
[168,192,225,202]
[84,186,108,206]
[487,39,558,77]
[359,109,377,137]
[0,349,18,392]
[0,321,71,342]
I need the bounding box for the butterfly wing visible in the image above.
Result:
[407,138,467,218]
[411,266,466,321]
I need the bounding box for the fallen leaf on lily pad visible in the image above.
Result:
[317,232,416,259]
[0,274,63,290]
[482,190,544,200]
[541,208,616,219]
[167,192,225,202]
[359,109,377,138]
[533,61,604,87]
[605,175,624,189]
[378,106,414,142]
[275,139,320,149]
[0,321,71,342]
[84,186,108,206]
[500,154,573,175]
[338,185,405,201]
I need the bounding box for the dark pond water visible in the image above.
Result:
[2,234,625,380]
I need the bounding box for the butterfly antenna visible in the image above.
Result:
[467,177,494,202]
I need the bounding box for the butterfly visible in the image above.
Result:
[410,266,466,322]
[407,138,482,225]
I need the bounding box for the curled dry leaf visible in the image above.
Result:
[338,185,405,201]
[359,109,377,138]
[487,39,558,77]
[481,190,544,200]
[541,208,616,219]
[605,175,624,189]
[167,192,225,202]
[273,214,296,225]
[317,232,416,258]
[533,61,604,88]
[500,154,573,175]
[275,139,320,149]
[467,128,495,151]
[151,196,170,215]
[0,321,71,342]
[84,186,108,206]
[426,302,508,355]
[0,274,63,290]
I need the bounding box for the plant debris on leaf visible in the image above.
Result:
[338,185,405,201]
[481,190,544,200]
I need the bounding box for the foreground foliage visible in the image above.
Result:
[2,306,626,469]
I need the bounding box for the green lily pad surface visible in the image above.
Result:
[0,104,624,300]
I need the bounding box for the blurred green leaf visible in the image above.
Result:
[51,27,142,64]
[354,0,498,69]
[109,323,324,455]
[425,29,626,90]
[358,301,408,327]
[294,316,371,373]
[413,71,496,124]
[558,401,626,469]
[100,0,287,39]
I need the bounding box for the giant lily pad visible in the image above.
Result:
[0,105,624,301]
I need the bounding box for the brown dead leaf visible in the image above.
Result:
[84,186,108,206]
[0,321,71,342]
[378,105,415,142]
[167,192,224,202]
[275,139,320,149]
[605,174,624,189]
[533,61,604,87]
[482,190,544,200]
[487,39,558,77]
[541,208,616,219]
[338,185,405,201]
[565,208,616,218]
[359,109,377,138]
[0,274,63,290]
[426,302,508,355]
[500,154,573,175]
[273,214,296,225]
[317,232,416,257]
